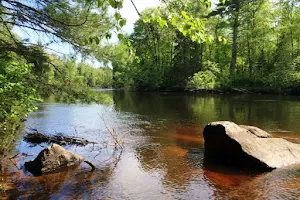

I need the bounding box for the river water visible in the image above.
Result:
[1,91,300,199]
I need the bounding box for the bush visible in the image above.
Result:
[186,61,225,90]
[0,54,41,154]
[0,54,41,129]
[187,70,217,90]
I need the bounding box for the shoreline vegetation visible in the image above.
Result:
[124,87,300,95]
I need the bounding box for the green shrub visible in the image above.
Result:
[0,54,41,129]
[187,70,217,90]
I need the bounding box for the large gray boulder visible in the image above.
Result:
[203,121,300,170]
[25,144,84,175]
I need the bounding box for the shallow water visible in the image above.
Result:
[1,91,300,199]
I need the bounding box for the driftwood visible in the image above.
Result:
[232,88,253,94]
[24,129,97,146]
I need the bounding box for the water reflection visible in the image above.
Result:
[220,165,300,200]
[2,165,114,199]
[114,91,300,133]
[1,91,300,199]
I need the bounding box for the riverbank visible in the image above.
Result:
[125,86,300,95]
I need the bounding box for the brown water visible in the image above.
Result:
[1,91,300,200]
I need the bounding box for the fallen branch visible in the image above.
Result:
[24,129,97,146]
[232,88,253,94]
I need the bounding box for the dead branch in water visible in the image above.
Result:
[101,115,124,150]
[24,129,97,146]
[232,88,253,94]
[21,115,125,172]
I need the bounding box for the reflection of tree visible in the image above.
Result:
[173,123,204,149]
[136,144,196,189]
[3,166,114,199]
[135,123,204,189]
[114,91,300,133]
[113,91,193,121]
[215,165,300,200]
[202,167,253,193]
[190,94,300,132]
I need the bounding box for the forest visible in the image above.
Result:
[113,0,300,91]
[0,0,300,153]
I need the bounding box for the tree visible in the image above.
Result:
[0,0,114,55]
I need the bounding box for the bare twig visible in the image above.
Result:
[130,0,141,16]
[83,160,96,171]
[101,115,124,150]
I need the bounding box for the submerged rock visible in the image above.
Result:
[25,144,84,175]
[203,121,300,170]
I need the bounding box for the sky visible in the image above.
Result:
[13,0,161,56]
[119,0,161,33]
[11,0,161,67]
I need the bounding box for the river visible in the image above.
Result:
[1,91,300,199]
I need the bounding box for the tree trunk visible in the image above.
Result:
[199,43,204,70]
[215,21,220,64]
[230,1,240,78]
[247,34,253,77]
[297,38,300,57]
[230,14,239,77]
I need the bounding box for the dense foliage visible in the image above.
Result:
[0,43,112,154]
[113,0,300,92]
[0,0,115,154]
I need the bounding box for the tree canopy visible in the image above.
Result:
[113,0,300,92]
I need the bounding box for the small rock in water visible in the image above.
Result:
[25,144,84,175]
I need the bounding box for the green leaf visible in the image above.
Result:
[181,11,188,19]
[96,0,103,7]
[158,19,167,28]
[206,35,214,43]
[117,33,124,40]
[206,1,212,8]
[136,57,141,64]
[109,0,117,9]
[184,24,192,30]
[218,36,223,42]
[191,35,197,42]
[95,36,100,44]
[105,33,112,39]
[119,19,126,27]
[171,16,178,26]
[114,12,122,21]
[116,0,123,9]
[143,16,150,23]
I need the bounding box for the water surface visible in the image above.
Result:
[1,91,300,199]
